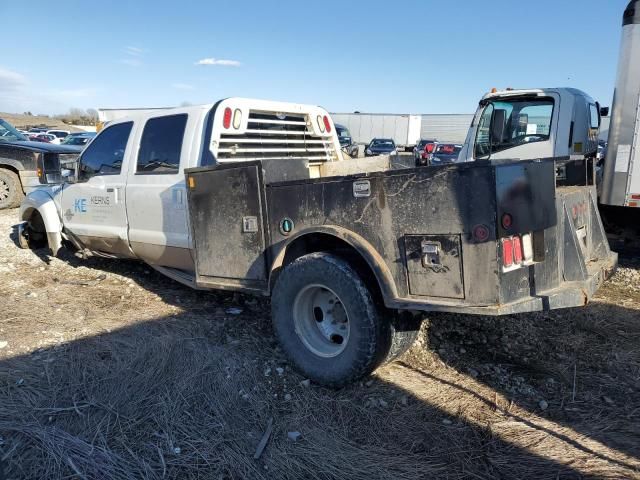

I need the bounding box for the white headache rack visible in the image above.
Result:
[210,98,342,166]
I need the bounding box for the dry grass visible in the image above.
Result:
[0,208,639,479]
[0,112,86,132]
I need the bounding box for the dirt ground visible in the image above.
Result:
[0,112,87,132]
[0,207,639,479]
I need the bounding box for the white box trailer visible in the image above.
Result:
[97,107,173,129]
[601,0,640,209]
[331,113,422,151]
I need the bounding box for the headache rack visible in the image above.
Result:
[214,109,339,163]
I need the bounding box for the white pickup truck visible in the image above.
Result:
[19,99,341,266]
[18,97,616,387]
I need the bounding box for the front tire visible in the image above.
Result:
[0,169,24,210]
[272,252,418,387]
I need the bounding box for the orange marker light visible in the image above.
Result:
[188,177,195,189]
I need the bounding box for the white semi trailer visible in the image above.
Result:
[600,0,640,211]
[330,113,422,151]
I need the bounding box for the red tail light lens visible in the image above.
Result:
[502,238,514,267]
[425,143,435,154]
[223,107,232,129]
[501,213,513,229]
[323,116,332,133]
[512,236,523,264]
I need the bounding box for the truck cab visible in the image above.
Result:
[458,88,602,163]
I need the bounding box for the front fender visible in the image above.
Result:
[20,189,63,253]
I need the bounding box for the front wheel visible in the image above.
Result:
[271,252,419,387]
[0,169,24,210]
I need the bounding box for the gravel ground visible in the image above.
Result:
[0,207,639,479]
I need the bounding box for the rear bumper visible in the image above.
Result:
[390,252,618,316]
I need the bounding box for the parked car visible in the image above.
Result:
[33,134,56,143]
[61,133,95,147]
[365,138,397,157]
[0,117,82,209]
[28,127,48,134]
[335,124,359,157]
[430,143,463,165]
[414,139,438,166]
[46,130,70,144]
[597,140,608,161]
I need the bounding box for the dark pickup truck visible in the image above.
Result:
[0,118,81,209]
[185,156,617,386]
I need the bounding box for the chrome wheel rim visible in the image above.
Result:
[0,179,9,201]
[293,284,350,358]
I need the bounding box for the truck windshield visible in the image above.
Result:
[0,119,27,142]
[474,98,554,159]
[337,127,351,138]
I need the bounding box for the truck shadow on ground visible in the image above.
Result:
[4,228,639,478]
[3,303,636,479]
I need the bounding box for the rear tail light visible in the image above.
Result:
[232,109,242,129]
[501,233,533,270]
[502,238,514,268]
[631,194,640,200]
[223,107,232,129]
[425,143,435,154]
[512,236,523,264]
[323,115,332,133]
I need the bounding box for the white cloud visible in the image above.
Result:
[0,65,99,114]
[0,67,27,91]
[125,46,145,56]
[121,46,146,67]
[172,83,195,91]
[195,58,241,67]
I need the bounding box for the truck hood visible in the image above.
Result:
[0,140,83,154]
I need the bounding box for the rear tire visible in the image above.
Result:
[271,252,420,387]
[0,169,24,209]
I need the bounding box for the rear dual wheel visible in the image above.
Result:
[272,252,420,388]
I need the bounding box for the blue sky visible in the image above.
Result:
[0,0,627,115]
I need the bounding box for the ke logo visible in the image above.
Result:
[74,199,87,213]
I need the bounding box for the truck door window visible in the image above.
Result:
[78,122,133,181]
[475,98,554,159]
[137,114,187,174]
[474,103,494,158]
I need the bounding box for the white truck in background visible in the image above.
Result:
[458,87,602,165]
[457,1,640,237]
[330,113,422,152]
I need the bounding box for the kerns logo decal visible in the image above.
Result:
[90,196,110,206]
[74,199,87,213]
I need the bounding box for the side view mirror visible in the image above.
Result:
[60,157,79,183]
[600,106,609,117]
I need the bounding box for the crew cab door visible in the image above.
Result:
[60,121,135,257]
[125,113,194,270]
